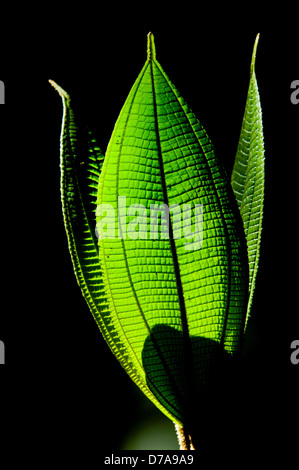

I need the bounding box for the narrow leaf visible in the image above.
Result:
[95,33,248,431]
[49,80,107,335]
[231,34,265,327]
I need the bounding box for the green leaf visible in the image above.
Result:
[50,80,179,425]
[231,34,265,327]
[95,33,248,430]
[49,80,106,330]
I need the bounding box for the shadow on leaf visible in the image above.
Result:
[142,324,239,451]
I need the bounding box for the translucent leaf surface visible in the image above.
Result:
[50,79,183,425]
[231,34,265,327]
[95,33,248,429]
[49,80,106,331]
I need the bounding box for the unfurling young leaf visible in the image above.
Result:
[231,34,265,327]
[49,80,106,325]
[51,33,264,450]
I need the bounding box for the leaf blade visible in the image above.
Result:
[96,33,248,427]
[50,80,177,425]
[231,34,265,327]
[50,80,104,311]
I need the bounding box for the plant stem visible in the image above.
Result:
[174,424,195,450]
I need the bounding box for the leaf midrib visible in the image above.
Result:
[149,59,195,408]
[241,74,264,300]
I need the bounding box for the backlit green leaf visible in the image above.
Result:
[231,34,265,327]
[95,32,248,431]
[49,80,106,331]
[51,33,267,449]
[49,80,182,425]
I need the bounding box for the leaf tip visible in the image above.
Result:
[147,32,156,61]
[49,79,71,102]
[250,33,260,75]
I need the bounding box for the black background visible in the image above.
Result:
[0,6,298,465]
